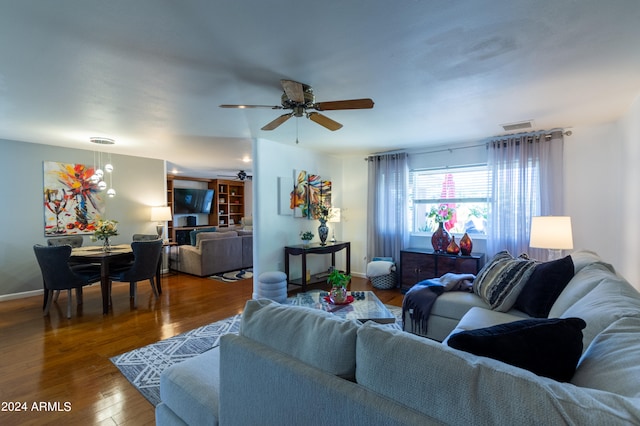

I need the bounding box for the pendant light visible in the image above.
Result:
[90,137,116,197]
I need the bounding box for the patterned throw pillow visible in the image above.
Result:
[473,251,538,311]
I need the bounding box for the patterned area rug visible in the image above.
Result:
[110,314,242,406]
[209,268,253,282]
[110,304,402,406]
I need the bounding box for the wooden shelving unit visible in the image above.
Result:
[213,179,245,228]
[166,176,245,242]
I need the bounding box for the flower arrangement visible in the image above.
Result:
[310,202,332,222]
[93,219,119,240]
[427,205,455,223]
[300,231,314,241]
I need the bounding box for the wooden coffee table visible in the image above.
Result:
[288,290,396,324]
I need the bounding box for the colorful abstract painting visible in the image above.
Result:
[291,169,309,218]
[308,175,332,220]
[289,169,332,219]
[43,161,104,236]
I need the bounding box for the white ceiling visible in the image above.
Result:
[1,1,639,178]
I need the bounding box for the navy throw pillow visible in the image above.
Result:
[447,317,586,382]
[514,255,574,318]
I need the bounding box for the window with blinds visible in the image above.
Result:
[408,166,490,234]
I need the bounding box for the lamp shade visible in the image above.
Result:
[328,208,341,223]
[529,216,573,250]
[151,206,172,222]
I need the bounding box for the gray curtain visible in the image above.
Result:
[366,152,409,264]
[486,130,564,260]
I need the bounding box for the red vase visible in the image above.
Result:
[446,236,460,255]
[460,232,473,256]
[431,222,451,253]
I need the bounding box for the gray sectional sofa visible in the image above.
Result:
[175,230,252,277]
[156,250,640,425]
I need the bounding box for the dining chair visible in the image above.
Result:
[33,244,102,318]
[46,235,84,247]
[109,239,163,307]
[132,234,160,241]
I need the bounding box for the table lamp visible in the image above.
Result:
[328,207,341,243]
[151,206,173,238]
[529,216,573,260]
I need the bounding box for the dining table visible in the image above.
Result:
[70,244,135,314]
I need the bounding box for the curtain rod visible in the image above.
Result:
[365,129,572,160]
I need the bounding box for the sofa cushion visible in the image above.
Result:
[473,251,538,312]
[514,255,574,318]
[240,299,359,379]
[189,227,217,245]
[570,250,615,274]
[195,230,237,248]
[571,317,640,398]
[548,262,610,318]
[355,323,633,425]
[443,306,528,344]
[559,271,640,351]
[159,347,221,426]
[447,317,586,382]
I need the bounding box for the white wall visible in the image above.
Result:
[564,95,640,289]
[0,138,166,298]
[620,94,640,287]
[253,138,343,297]
[340,155,369,275]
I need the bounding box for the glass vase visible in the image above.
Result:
[446,236,460,255]
[431,222,451,253]
[102,237,112,253]
[330,286,347,304]
[460,232,473,256]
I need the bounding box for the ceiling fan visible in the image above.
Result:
[219,170,252,181]
[220,79,374,131]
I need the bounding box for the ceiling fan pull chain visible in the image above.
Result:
[296,118,299,144]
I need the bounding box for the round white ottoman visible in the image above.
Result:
[257,271,288,303]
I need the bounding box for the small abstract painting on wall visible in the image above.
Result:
[43,161,104,236]
[289,169,332,219]
[291,169,309,218]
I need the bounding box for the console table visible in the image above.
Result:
[400,248,485,293]
[284,241,351,292]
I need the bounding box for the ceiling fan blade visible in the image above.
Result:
[280,79,305,103]
[219,104,282,109]
[261,113,293,130]
[307,112,343,131]
[314,98,374,111]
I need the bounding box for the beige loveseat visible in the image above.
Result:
[175,230,252,277]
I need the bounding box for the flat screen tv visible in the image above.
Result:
[173,188,214,214]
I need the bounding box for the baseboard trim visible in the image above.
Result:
[0,289,44,302]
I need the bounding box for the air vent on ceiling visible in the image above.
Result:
[90,137,115,145]
[501,120,533,132]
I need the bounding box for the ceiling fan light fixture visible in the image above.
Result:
[222,79,373,132]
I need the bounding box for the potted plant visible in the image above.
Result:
[300,231,314,246]
[327,268,351,303]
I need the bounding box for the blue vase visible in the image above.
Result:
[318,219,329,245]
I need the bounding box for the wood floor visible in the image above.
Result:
[0,273,404,426]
